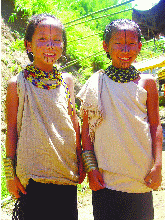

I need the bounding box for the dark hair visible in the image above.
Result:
[103,19,142,59]
[24,14,67,62]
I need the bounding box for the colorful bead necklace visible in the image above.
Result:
[105,65,140,83]
[24,65,73,114]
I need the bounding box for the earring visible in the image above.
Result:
[58,55,67,64]
[61,55,67,62]
[27,51,34,62]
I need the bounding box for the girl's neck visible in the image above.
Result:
[33,61,54,72]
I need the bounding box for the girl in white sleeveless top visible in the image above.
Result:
[78,19,163,220]
[4,14,85,220]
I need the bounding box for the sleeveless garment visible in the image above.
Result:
[16,71,79,187]
[77,70,153,193]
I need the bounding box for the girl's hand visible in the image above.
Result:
[144,164,162,190]
[88,169,106,191]
[6,176,27,199]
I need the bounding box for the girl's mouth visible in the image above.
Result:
[44,53,56,57]
[119,57,131,61]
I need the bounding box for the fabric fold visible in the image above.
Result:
[77,70,104,142]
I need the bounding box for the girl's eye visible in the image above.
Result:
[39,37,46,41]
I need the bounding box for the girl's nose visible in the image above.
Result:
[121,45,130,52]
[46,40,55,48]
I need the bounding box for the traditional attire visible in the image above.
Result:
[77,69,154,219]
[13,69,79,220]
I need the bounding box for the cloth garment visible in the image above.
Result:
[92,188,154,220]
[77,70,153,193]
[16,71,79,187]
[12,179,78,220]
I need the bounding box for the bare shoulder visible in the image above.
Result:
[62,72,74,87]
[140,73,155,80]
[7,75,18,90]
[139,74,157,92]
[8,75,17,84]
[6,76,18,99]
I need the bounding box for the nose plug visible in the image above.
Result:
[121,47,130,52]
[46,42,54,47]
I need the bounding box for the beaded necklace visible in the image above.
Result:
[105,65,140,83]
[24,65,73,114]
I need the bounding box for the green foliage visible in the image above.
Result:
[1,144,10,200]
[8,13,17,23]
[138,37,165,61]
[10,38,24,51]
[159,96,165,107]
[77,177,90,193]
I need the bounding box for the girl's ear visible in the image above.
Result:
[103,41,109,52]
[24,40,32,52]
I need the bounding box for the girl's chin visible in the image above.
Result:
[43,56,57,64]
[121,64,131,69]
[114,63,131,69]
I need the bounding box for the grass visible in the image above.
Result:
[1,148,10,200]
[77,177,90,194]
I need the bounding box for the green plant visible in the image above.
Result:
[159,96,165,106]
[1,145,10,200]
[8,13,17,23]
[77,177,90,193]
[10,39,24,52]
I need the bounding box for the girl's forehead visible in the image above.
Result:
[40,18,61,25]
[37,18,63,31]
[112,29,138,40]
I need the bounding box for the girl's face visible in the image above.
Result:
[27,18,63,71]
[103,29,142,69]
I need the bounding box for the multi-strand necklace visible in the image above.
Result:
[105,65,140,83]
[24,65,62,89]
[24,65,73,114]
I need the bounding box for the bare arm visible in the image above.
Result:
[144,78,163,189]
[5,77,26,198]
[82,110,105,191]
[6,77,19,159]
[63,73,85,183]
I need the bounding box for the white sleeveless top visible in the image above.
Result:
[16,71,79,187]
[77,70,153,193]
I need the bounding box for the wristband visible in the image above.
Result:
[82,150,98,173]
[3,158,16,180]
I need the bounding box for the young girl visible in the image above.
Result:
[77,19,163,220]
[4,13,85,220]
